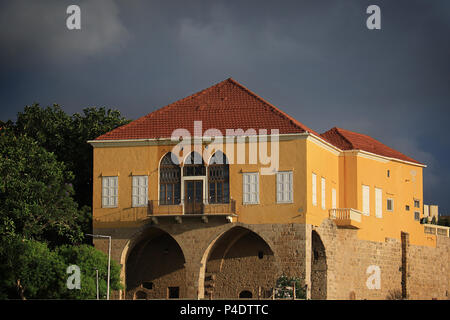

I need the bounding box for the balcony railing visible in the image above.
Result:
[93,199,237,223]
[148,199,236,216]
[328,208,362,228]
[423,224,450,237]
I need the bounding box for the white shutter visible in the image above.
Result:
[375,188,382,218]
[132,176,148,207]
[321,177,326,209]
[243,173,259,204]
[277,172,293,203]
[276,173,283,202]
[287,172,293,202]
[362,185,370,216]
[102,176,118,208]
[112,176,118,207]
[312,173,317,206]
[332,188,337,209]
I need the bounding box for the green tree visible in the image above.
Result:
[12,104,130,236]
[0,129,83,245]
[57,245,122,299]
[275,275,307,299]
[0,237,66,300]
[0,239,122,299]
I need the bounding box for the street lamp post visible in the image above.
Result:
[87,234,111,300]
[96,269,99,300]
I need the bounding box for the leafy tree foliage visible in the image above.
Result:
[0,129,83,245]
[57,245,122,299]
[0,238,65,300]
[275,275,307,299]
[11,104,130,235]
[0,104,129,299]
[0,239,122,299]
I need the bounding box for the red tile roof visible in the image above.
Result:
[95,78,319,140]
[321,127,423,165]
[95,78,422,165]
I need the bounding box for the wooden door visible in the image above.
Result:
[184,180,203,214]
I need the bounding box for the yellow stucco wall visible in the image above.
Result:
[92,137,308,227]
[91,134,435,247]
[303,137,433,247]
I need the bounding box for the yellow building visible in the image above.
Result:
[89,78,449,300]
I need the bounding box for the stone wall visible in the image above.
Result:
[314,219,450,300]
[94,219,308,299]
[93,218,449,300]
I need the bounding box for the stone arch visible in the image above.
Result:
[311,230,327,299]
[199,225,278,299]
[124,227,187,299]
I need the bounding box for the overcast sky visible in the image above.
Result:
[0,0,449,213]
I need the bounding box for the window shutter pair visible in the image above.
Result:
[132,176,148,207]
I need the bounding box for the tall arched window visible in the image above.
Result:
[208,151,229,204]
[160,152,181,205]
[183,152,206,176]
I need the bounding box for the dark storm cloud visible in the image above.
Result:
[0,0,449,212]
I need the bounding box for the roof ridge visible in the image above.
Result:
[149,78,232,117]
[332,127,355,149]
[333,127,422,164]
[98,79,233,139]
[227,78,316,134]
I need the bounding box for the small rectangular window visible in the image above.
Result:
[102,176,118,208]
[243,173,259,204]
[375,188,382,218]
[132,176,148,207]
[277,171,293,203]
[321,177,326,209]
[414,200,420,208]
[414,211,420,221]
[387,198,394,212]
[362,185,370,216]
[332,188,337,209]
[312,173,317,206]
[387,170,390,177]
[405,205,410,211]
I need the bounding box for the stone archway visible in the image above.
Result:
[125,227,186,299]
[311,230,327,299]
[201,226,277,299]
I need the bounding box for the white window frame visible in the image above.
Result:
[387,198,394,212]
[243,173,259,204]
[132,175,148,207]
[312,173,317,206]
[277,171,293,204]
[102,176,118,208]
[362,185,370,216]
[375,188,382,218]
[321,177,326,210]
[332,188,337,209]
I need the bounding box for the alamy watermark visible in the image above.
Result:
[66,265,81,290]
[66,5,81,30]
[170,121,280,175]
[366,265,381,290]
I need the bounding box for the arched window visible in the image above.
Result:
[134,290,147,300]
[183,152,206,176]
[160,153,181,205]
[208,151,229,204]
